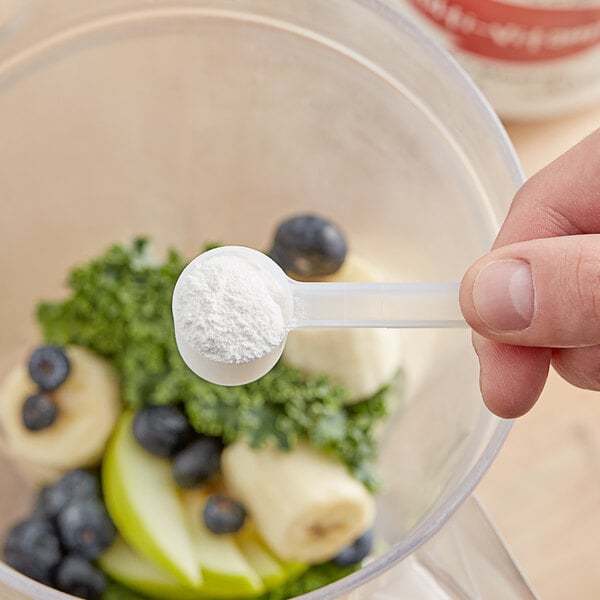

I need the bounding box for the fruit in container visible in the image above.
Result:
[203,494,247,534]
[132,404,195,458]
[3,518,63,586]
[333,528,374,567]
[21,392,59,431]
[28,345,71,392]
[235,524,302,591]
[55,554,106,600]
[98,537,202,600]
[221,440,375,563]
[269,214,347,279]
[0,345,121,473]
[1,229,389,600]
[39,469,100,519]
[102,411,201,587]
[172,436,223,489]
[57,497,116,560]
[182,488,264,597]
[283,254,404,402]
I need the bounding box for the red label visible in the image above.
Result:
[409,0,600,62]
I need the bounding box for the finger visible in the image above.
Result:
[552,346,600,392]
[460,234,600,347]
[473,333,551,418]
[494,127,600,247]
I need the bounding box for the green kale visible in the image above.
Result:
[37,238,186,409]
[37,240,389,490]
[256,561,359,600]
[101,562,358,600]
[183,363,388,490]
[102,581,151,600]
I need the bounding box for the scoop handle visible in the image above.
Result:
[290,281,466,329]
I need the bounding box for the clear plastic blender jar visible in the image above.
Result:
[0,1,523,598]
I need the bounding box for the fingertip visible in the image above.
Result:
[482,383,536,420]
[475,337,551,419]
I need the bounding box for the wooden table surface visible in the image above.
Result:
[477,106,600,600]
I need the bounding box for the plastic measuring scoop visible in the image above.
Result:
[172,246,467,386]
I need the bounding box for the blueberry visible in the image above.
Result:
[203,494,246,534]
[3,518,63,585]
[172,437,223,489]
[57,499,116,560]
[31,489,52,521]
[333,529,373,567]
[55,555,106,600]
[269,215,347,278]
[40,470,100,519]
[22,392,59,431]
[132,405,195,458]
[28,346,71,391]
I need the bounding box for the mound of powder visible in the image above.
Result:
[174,253,288,364]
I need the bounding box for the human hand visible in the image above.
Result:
[460,128,600,419]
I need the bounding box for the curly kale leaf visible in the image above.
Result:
[37,238,185,410]
[37,240,389,490]
[183,363,388,489]
[256,561,359,600]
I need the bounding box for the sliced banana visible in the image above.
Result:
[0,437,65,486]
[222,440,375,564]
[0,346,121,473]
[283,254,403,403]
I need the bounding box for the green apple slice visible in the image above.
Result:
[183,490,264,597]
[236,526,309,591]
[235,527,290,591]
[102,412,201,588]
[283,560,311,581]
[98,537,201,600]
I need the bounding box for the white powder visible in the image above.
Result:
[174,254,288,364]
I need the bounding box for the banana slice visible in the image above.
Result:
[222,440,375,564]
[0,346,121,473]
[283,254,403,403]
[0,437,64,486]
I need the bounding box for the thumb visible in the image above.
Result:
[460,234,600,348]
